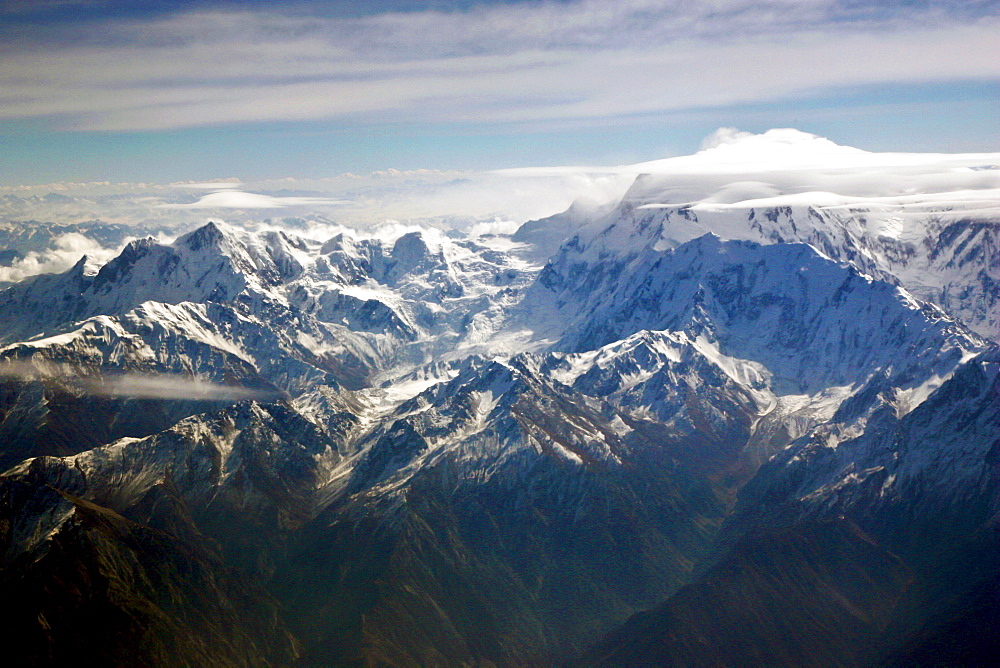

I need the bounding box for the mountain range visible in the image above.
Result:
[1,129,998,665]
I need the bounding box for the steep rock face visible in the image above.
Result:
[267,339,826,664]
[0,484,300,667]
[0,377,249,472]
[277,358,751,664]
[2,401,340,546]
[0,222,277,344]
[580,520,912,667]
[0,401,344,664]
[732,348,1000,555]
[0,297,365,467]
[0,256,95,343]
[530,233,982,395]
[533,330,776,479]
[588,347,1000,664]
[523,176,1000,341]
[289,227,536,362]
[918,217,1000,338]
[546,329,772,426]
[0,222,413,382]
[0,349,766,665]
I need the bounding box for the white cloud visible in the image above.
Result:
[1,129,997,245]
[0,1,996,131]
[467,219,523,238]
[497,128,1000,212]
[239,167,634,226]
[0,167,614,232]
[0,232,126,283]
[0,359,276,401]
[699,127,754,151]
[337,169,637,226]
[87,373,277,401]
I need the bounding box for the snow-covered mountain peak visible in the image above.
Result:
[67,253,103,278]
[176,219,231,252]
[513,131,1000,340]
[526,231,987,401]
[384,230,439,283]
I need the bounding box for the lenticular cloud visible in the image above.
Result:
[498,128,1000,213]
[160,186,345,209]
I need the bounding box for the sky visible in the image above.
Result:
[0,0,997,187]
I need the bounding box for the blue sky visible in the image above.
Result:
[1,0,997,185]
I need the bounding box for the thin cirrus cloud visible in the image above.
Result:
[0,358,278,402]
[0,0,997,132]
[86,373,278,401]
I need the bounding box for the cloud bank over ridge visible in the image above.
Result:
[1,128,998,285]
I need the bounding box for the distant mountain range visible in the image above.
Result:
[1,130,998,665]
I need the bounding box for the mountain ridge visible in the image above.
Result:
[1,130,998,664]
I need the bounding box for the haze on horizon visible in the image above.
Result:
[2,127,998,291]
